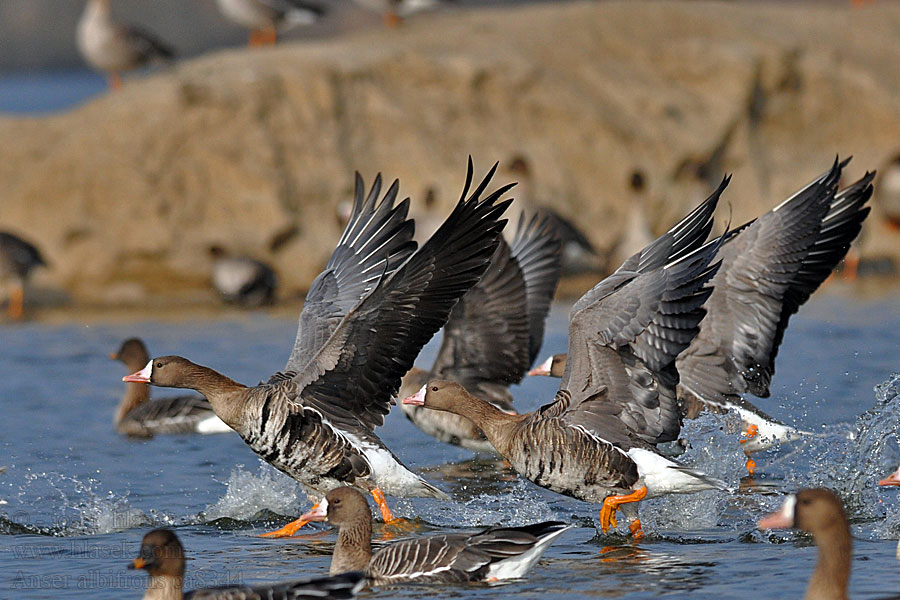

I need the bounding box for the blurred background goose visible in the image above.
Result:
[209,246,278,307]
[215,0,325,46]
[76,0,175,90]
[0,231,46,320]
[111,338,230,437]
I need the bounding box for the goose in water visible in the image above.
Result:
[878,465,900,559]
[215,0,324,46]
[759,489,851,600]
[209,247,278,307]
[125,159,511,537]
[76,0,175,90]
[111,338,230,437]
[0,231,46,320]
[531,158,874,475]
[399,211,562,452]
[404,180,730,538]
[130,528,365,599]
[300,486,569,584]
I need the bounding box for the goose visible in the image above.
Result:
[404,180,730,538]
[759,489,851,600]
[129,528,365,599]
[300,486,569,583]
[878,466,900,560]
[399,211,562,452]
[111,338,230,437]
[215,0,324,46]
[351,0,445,27]
[531,159,874,475]
[0,231,46,320]
[124,159,511,537]
[503,155,599,275]
[209,247,278,307]
[76,0,175,90]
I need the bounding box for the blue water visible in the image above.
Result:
[1,293,900,598]
[0,71,106,115]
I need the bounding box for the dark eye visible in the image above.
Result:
[332,499,340,505]
[156,362,163,369]
[431,386,438,392]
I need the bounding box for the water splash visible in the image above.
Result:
[773,373,900,529]
[389,479,557,529]
[641,412,747,533]
[203,462,305,522]
[1,472,149,536]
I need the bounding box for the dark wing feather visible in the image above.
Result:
[677,159,871,405]
[613,176,727,275]
[549,178,726,445]
[556,236,721,445]
[285,174,416,373]
[510,210,563,367]
[121,26,175,61]
[429,238,530,387]
[274,0,326,18]
[185,571,365,600]
[368,522,568,583]
[294,159,512,432]
[0,232,46,273]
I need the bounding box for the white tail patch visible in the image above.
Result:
[196,415,233,434]
[485,525,571,580]
[732,406,808,453]
[627,448,726,497]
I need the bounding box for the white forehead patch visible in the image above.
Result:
[781,494,797,521]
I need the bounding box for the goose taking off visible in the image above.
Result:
[405,180,730,538]
[399,210,562,452]
[531,159,874,475]
[125,159,511,538]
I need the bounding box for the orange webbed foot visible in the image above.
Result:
[259,511,314,538]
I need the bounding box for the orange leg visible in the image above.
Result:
[628,519,644,541]
[107,72,122,91]
[259,503,317,538]
[383,11,402,27]
[370,488,415,531]
[739,424,759,476]
[599,486,647,534]
[842,249,860,281]
[744,455,757,477]
[8,285,24,320]
[261,26,277,45]
[739,424,759,445]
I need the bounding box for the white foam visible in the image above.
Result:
[204,462,305,522]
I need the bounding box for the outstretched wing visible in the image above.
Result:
[545,182,726,445]
[284,174,416,374]
[429,238,529,387]
[294,159,512,433]
[677,158,872,406]
[510,210,563,367]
